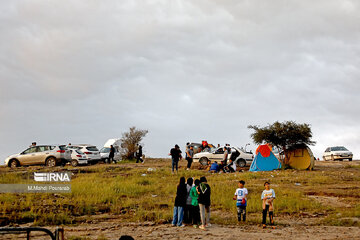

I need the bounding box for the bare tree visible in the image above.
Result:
[120,127,148,159]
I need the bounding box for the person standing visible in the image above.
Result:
[261,182,276,229]
[136,144,144,163]
[109,145,115,164]
[233,180,248,222]
[186,146,194,170]
[183,178,193,225]
[172,177,187,227]
[197,176,211,230]
[223,146,229,165]
[190,179,201,228]
[170,144,182,174]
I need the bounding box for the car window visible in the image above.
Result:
[86,146,99,151]
[23,147,36,154]
[214,148,224,154]
[37,146,49,152]
[325,148,330,152]
[50,146,56,150]
[332,146,348,151]
[76,150,83,155]
[100,148,110,153]
[59,145,67,150]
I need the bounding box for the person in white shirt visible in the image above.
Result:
[261,182,276,228]
[233,180,248,222]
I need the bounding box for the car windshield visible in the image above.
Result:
[86,146,99,151]
[332,146,348,151]
[100,148,110,153]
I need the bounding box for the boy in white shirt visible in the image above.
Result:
[233,180,248,222]
[261,181,276,228]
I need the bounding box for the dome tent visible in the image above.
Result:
[287,145,315,170]
[249,145,282,172]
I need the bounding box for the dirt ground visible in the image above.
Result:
[7,220,360,240]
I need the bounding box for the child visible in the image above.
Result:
[261,181,276,228]
[233,180,248,222]
[172,177,187,227]
[190,179,200,228]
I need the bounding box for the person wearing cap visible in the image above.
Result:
[170,144,182,174]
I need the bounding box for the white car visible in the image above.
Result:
[323,146,353,161]
[100,138,122,162]
[100,147,121,162]
[69,149,88,167]
[193,146,254,167]
[67,144,101,163]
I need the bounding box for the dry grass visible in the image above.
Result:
[0,159,359,227]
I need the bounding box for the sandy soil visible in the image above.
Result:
[7,221,359,240]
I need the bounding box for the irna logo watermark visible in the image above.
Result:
[34,172,71,182]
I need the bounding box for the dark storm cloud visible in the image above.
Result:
[1,0,360,163]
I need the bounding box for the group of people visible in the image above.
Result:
[172,176,211,230]
[172,177,276,229]
[169,144,195,173]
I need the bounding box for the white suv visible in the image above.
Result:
[323,146,353,161]
[67,145,101,163]
[193,146,254,167]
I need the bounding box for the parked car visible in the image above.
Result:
[100,138,122,162]
[193,146,254,167]
[67,144,101,163]
[100,147,121,162]
[4,145,71,168]
[69,149,88,167]
[323,146,353,161]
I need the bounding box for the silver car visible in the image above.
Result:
[5,145,71,168]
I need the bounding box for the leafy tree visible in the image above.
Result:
[248,121,315,165]
[120,127,148,159]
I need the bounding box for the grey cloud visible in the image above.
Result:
[1,0,360,163]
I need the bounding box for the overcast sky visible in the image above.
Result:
[1,0,359,164]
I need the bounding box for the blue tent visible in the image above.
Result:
[249,145,282,172]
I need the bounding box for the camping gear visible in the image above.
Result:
[249,145,282,172]
[287,146,315,170]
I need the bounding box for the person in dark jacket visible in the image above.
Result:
[197,176,211,230]
[170,144,182,174]
[183,178,194,224]
[109,145,115,164]
[172,177,187,227]
[136,144,144,163]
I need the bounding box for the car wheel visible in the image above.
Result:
[349,158,352,161]
[46,157,57,167]
[9,159,19,168]
[71,159,79,167]
[199,157,208,166]
[237,159,247,168]
[331,155,334,161]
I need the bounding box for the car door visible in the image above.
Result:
[17,147,38,166]
[212,147,225,161]
[35,146,51,164]
[29,146,48,165]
